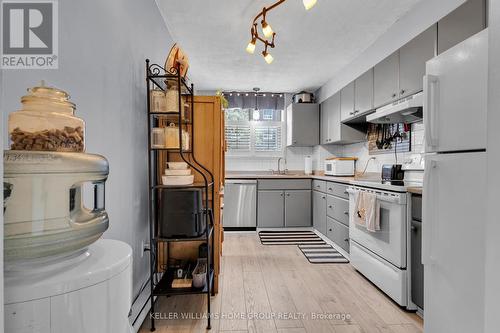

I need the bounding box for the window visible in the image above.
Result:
[224,107,284,157]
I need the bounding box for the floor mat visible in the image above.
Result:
[258,230,326,245]
[298,243,349,264]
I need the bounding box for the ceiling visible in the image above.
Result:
[156,0,423,93]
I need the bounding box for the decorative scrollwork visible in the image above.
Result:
[147,63,179,77]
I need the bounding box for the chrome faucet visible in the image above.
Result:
[277,157,286,174]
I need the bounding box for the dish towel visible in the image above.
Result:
[353,191,380,232]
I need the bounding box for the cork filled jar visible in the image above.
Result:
[9,82,85,152]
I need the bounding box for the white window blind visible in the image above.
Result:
[225,124,251,151]
[254,125,282,152]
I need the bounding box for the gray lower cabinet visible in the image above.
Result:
[326,195,349,226]
[374,51,399,108]
[313,190,327,235]
[437,0,486,55]
[257,190,284,228]
[285,190,312,227]
[327,217,350,253]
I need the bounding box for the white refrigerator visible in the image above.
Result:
[423,29,488,333]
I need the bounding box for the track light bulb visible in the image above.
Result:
[263,51,274,64]
[303,0,317,10]
[262,22,274,38]
[246,39,256,54]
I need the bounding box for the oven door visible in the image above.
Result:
[347,186,407,268]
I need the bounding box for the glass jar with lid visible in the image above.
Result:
[9,82,85,152]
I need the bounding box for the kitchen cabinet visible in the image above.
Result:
[327,195,349,226]
[313,190,327,235]
[399,25,437,98]
[257,180,312,228]
[257,190,284,228]
[286,103,319,147]
[320,93,339,144]
[374,51,399,108]
[285,190,312,227]
[340,81,355,121]
[354,68,374,115]
[437,0,486,54]
[320,92,365,145]
[327,217,350,253]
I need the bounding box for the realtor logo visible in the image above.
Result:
[1,0,58,69]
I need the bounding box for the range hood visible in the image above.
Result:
[366,92,423,124]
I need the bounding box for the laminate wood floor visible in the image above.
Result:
[139,233,423,333]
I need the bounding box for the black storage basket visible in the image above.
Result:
[158,188,206,238]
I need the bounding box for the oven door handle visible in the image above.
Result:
[347,188,402,204]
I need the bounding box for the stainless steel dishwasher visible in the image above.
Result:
[224,179,257,230]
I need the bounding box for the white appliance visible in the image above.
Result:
[367,91,423,124]
[423,29,488,333]
[4,239,133,333]
[324,158,356,176]
[347,186,411,308]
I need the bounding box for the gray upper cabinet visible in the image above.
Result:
[320,102,329,145]
[320,93,339,144]
[437,0,486,55]
[313,190,327,235]
[354,68,374,114]
[286,103,319,147]
[399,25,437,98]
[257,190,284,228]
[285,190,311,227]
[320,92,365,145]
[340,81,355,121]
[374,51,399,108]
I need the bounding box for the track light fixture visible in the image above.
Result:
[245,0,317,63]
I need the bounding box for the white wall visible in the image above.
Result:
[315,123,425,176]
[315,0,467,103]
[1,0,173,303]
[485,0,500,330]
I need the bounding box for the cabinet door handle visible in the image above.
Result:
[349,111,355,115]
[328,187,333,191]
[280,193,284,197]
[344,190,349,194]
[286,193,290,197]
[344,238,349,242]
[344,211,349,215]
[329,228,333,232]
[328,205,333,208]
[400,89,406,95]
[354,110,360,114]
[322,196,326,199]
[391,93,397,98]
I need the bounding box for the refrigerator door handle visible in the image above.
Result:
[424,75,439,149]
[422,158,438,265]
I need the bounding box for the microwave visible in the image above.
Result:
[324,158,356,176]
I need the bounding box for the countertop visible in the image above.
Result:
[226,171,423,193]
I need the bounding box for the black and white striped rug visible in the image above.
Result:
[298,244,349,264]
[258,230,326,246]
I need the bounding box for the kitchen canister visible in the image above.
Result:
[9,82,85,152]
[304,156,312,175]
[150,89,167,113]
[164,123,189,150]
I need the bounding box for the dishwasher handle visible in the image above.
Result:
[225,179,258,185]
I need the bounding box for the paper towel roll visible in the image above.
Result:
[304,156,312,175]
